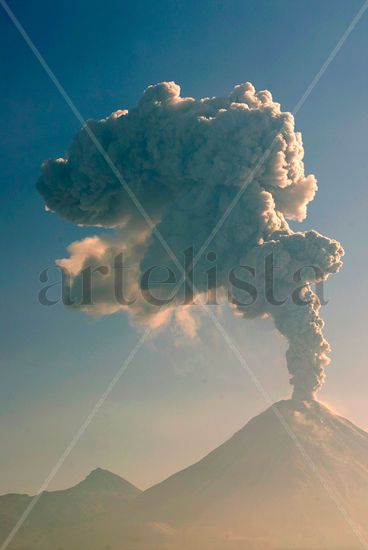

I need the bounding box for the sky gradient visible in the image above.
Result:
[0,0,367,494]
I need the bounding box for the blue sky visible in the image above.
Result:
[0,0,367,493]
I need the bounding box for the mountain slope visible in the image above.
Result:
[2,400,368,549]
[0,468,141,548]
[32,467,140,527]
[134,399,368,549]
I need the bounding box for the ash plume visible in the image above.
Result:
[37,81,343,399]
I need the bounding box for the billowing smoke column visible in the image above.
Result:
[37,81,343,399]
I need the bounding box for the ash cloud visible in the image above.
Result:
[37,81,343,399]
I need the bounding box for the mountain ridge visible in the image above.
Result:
[1,399,368,549]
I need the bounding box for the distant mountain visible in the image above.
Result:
[2,400,368,549]
[0,468,141,549]
[71,467,140,497]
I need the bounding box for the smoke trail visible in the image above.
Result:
[233,231,343,398]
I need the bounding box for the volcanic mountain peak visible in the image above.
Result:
[133,399,368,549]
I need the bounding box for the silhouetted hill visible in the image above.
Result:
[0,468,141,548]
[72,467,140,497]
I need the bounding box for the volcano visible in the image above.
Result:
[1,400,368,550]
[133,399,368,549]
